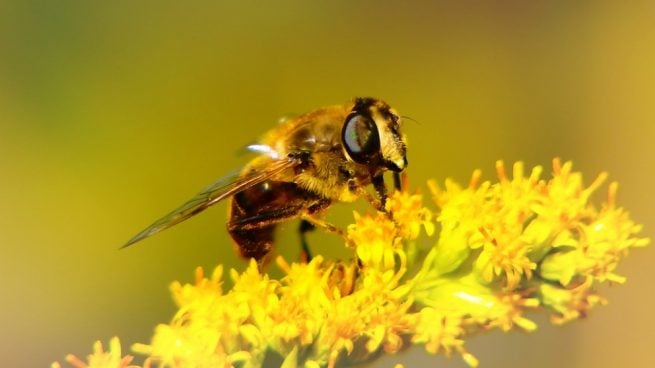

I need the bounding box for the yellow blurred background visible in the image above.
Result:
[1,1,653,367]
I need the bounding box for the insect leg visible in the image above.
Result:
[297,198,335,261]
[359,189,384,211]
[393,172,402,191]
[300,215,345,238]
[228,206,304,267]
[371,173,388,208]
[229,180,329,266]
[298,220,315,262]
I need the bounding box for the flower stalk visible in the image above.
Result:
[54,159,649,368]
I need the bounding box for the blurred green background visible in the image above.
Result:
[1,1,654,367]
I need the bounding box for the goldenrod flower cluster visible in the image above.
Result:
[54,159,649,368]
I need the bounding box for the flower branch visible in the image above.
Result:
[54,159,649,368]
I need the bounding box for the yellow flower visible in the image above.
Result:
[577,182,650,282]
[385,190,435,240]
[430,161,541,290]
[269,256,333,347]
[347,211,399,269]
[475,226,537,290]
[539,276,608,325]
[411,308,468,359]
[132,261,271,367]
[52,337,141,368]
[316,266,413,367]
[57,159,649,368]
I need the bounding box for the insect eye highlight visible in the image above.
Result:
[342,113,380,164]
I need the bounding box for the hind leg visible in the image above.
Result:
[229,225,276,263]
[228,203,307,267]
[228,180,326,266]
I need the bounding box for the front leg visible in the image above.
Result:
[371,173,388,209]
[393,172,402,191]
[371,172,405,210]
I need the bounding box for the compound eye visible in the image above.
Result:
[342,113,380,164]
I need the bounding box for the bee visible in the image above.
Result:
[124,97,408,264]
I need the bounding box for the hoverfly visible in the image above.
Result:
[124,97,408,264]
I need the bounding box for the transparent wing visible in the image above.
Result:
[244,143,281,159]
[122,157,297,248]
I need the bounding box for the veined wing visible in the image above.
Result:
[122,157,297,248]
